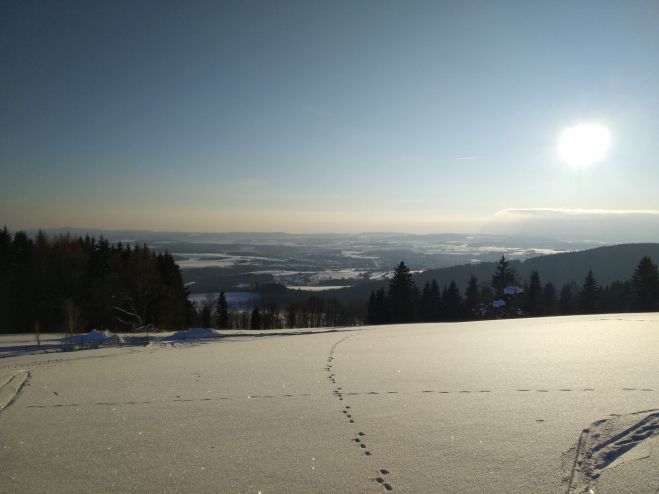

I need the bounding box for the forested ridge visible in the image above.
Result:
[0,227,191,333]
[367,256,659,325]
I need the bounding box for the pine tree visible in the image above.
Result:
[388,262,418,323]
[374,287,390,324]
[543,282,557,315]
[367,291,377,324]
[602,281,631,313]
[443,280,463,321]
[559,283,574,315]
[200,302,212,328]
[579,270,600,314]
[429,279,440,320]
[0,226,11,331]
[419,282,434,322]
[631,256,659,311]
[215,291,229,328]
[464,275,480,319]
[367,288,390,324]
[491,255,516,295]
[250,306,262,329]
[525,271,543,316]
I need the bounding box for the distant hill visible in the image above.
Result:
[417,243,659,288]
[332,243,659,303]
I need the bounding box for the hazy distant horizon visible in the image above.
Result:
[6,209,659,244]
[2,2,659,242]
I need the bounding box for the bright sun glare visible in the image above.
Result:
[558,123,610,167]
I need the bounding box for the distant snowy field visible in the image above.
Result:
[1,314,658,493]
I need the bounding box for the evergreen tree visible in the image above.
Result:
[543,282,557,315]
[367,291,377,324]
[367,287,390,325]
[419,282,431,322]
[631,256,659,311]
[250,306,262,329]
[428,279,441,320]
[491,255,516,295]
[215,291,229,328]
[443,281,463,321]
[559,283,574,315]
[579,270,601,314]
[0,227,11,330]
[388,262,418,323]
[464,275,480,319]
[200,302,212,328]
[602,281,631,313]
[374,287,390,324]
[525,271,543,316]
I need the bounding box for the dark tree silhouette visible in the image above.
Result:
[250,306,262,329]
[443,281,463,321]
[579,270,601,314]
[388,262,418,323]
[200,302,212,328]
[0,228,190,333]
[284,304,299,328]
[602,281,631,313]
[491,255,516,295]
[543,282,557,315]
[367,287,390,325]
[631,256,659,311]
[464,275,480,319]
[215,291,229,328]
[525,271,543,315]
[419,280,441,322]
[559,283,574,315]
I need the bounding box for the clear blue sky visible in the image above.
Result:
[2,1,659,238]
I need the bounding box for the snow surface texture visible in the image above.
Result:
[564,409,659,494]
[0,369,29,412]
[0,314,658,493]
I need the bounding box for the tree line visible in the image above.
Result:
[192,293,363,330]
[3,226,657,333]
[367,256,659,324]
[0,228,192,333]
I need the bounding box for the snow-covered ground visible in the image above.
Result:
[1,314,658,493]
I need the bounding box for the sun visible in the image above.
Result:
[558,123,610,166]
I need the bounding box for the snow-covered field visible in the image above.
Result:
[1,314,658,493]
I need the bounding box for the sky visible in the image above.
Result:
[2,1,659,240]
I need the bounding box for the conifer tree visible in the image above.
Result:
[367,291,377,324]
[559,283,574,315]
[525,271,543,315]
[543,282,557,315]
[443,281,463,321]
[429,279,440,320]
[419,282,434,322]
[388,262,418,323]
[250,306,262,329]
[200,302,212,328]
[374,287,390,324]
[215,291,229,328]
[631,256,659,311]
[464,275,480,318]
[367,287,390,324]
[579,270,600,314]
[491,255,516,295]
